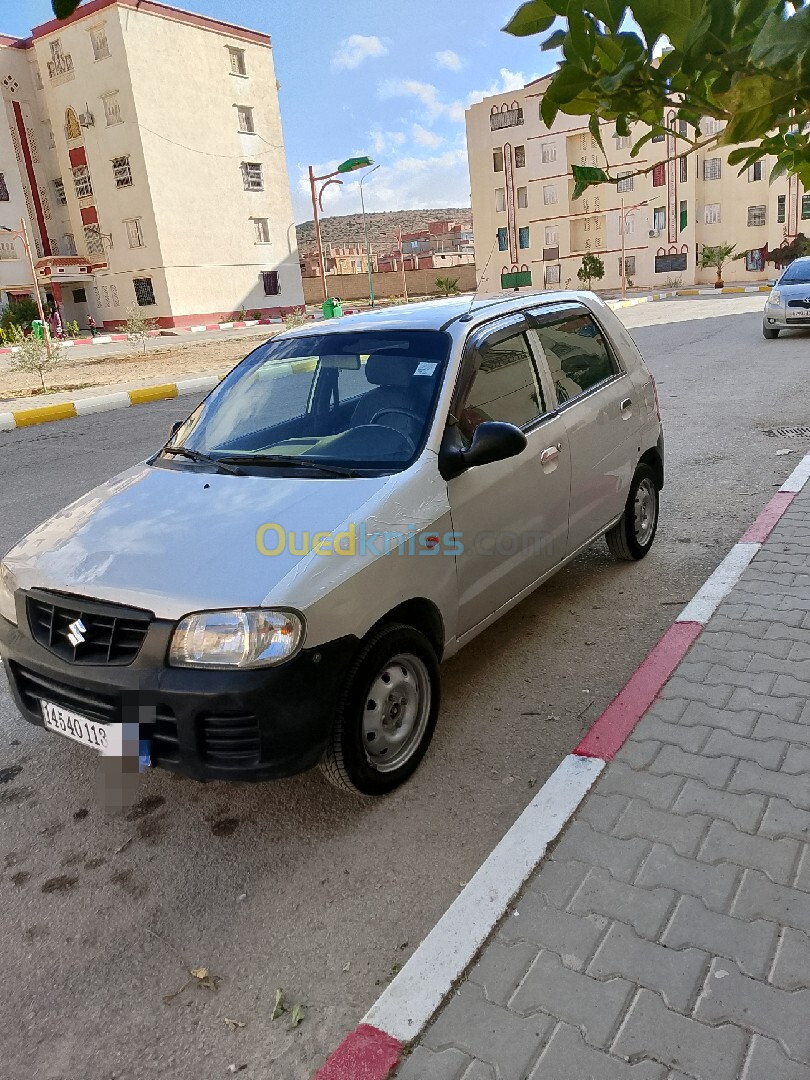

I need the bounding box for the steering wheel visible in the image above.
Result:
[368,408,422,454]
[350,423,416,455]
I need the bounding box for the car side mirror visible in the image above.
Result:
[169,420,183,441]
[439,420,527,481]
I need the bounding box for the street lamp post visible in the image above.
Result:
[619,198,648,298]
[0,218,51,357]
[307,156,374,304]
[359,163,380,307]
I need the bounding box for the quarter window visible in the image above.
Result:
[543,184,557,205]
[748,161,763,182]
[83,224,104,255]
[617,171,633,193]
[495,187,506,212]
[679,155,688,183]
[461,328,545,437]
[545,264,561,285]
[652,163,665,187]
[614,135,631,150]
[262,270,279,295]
[253,217,270,243]
[517,186,528,209]
[534,313,616,404]
[497,227,508,251]
[802,194,810,220]
[125,218,144,247]
[514,144,526,168]
[653,206,666,231]
[518,225,530,249]
[493,147,504,173]
[544,225,559,246]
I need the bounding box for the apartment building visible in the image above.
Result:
[466,75,806,293]
[0,0,303,329]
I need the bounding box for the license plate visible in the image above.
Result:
[41,699,120,754]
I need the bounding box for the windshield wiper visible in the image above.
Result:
[218,454,359,478]
[162,446,245,475]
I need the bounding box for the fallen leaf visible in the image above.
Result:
[191,966,221,991]
[271,988,285,1020]
[227,1066,247,1074]
[223,1017,246,1030]
[289,1004,304,1028]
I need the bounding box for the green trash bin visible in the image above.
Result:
[321,297,343,320]
[31,319,45,340]
[332,298,343,318]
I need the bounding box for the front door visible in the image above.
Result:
[447,315,571,639]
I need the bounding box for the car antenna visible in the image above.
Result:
[459,233,499,321]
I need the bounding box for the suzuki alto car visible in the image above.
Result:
[0,292,664,796]
[763,255,810,337]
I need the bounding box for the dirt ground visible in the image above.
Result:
[0,335,272,401]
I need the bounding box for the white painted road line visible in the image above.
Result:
[781,452,810,493]
[362,754,604,1043]
[676,542,760,626]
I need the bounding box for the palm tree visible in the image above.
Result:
[699,243,738,289]
[435,276,460,297]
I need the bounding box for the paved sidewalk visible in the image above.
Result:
[397,487,810,1079]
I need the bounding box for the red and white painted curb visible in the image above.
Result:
[315,451,810,1079]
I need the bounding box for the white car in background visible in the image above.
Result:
[763,256,810,338]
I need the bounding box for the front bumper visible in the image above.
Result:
[0,607,358,782]
[764,309,810,330]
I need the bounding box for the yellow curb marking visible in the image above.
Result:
[13,402,78,427]
[128,383,178,405]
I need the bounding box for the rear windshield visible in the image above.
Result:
[168,329,451,474]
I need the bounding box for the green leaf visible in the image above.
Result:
[541,28,568,50]
[586,0,628,32]
[589,112,606,154]
[751,7,810,68]
[629,0,707,51]
[545,62,594,105]
[503,0,557,36]
[289,1004,305,1029]
[571,164,610,198]
[718,73,795,145]
[271,989,285,1021]
[52,0,82,15]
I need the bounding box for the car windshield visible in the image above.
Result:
[779,262,810,284]
[164,328,451,474]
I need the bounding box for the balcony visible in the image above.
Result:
[47,53,74,85]
[490,107,524,131]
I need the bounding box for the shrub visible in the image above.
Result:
[576,254,605,290]
[435,277,461,296]
[121,304,158,353]
[10,330,63,392]
[1,297,39,333]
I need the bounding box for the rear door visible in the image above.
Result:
[528,303,640,553]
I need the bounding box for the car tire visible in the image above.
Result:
[762,325,780,339]
[320,622,440,796]
[605,463,659,561]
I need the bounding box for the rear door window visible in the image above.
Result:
[532,312,618,405]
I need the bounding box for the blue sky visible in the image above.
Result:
[6,1,557,222]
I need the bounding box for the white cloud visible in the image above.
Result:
[369,129,407,155]
[435,49,463,71]
[331,34,388,71]
[379,79,467,123]
[465,68,531,107]
[412,124,444,149]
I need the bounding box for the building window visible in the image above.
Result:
[543,184,557,205]
[544,225,559,246]
[48,237,59,256]
[653,206,666,231]
[47,39,73,80]
[652,163,666,187]
[704,202,721,224]
[702,117,724,135]
[777,195,786,223]
[237,106,255,133]
[748,161,763,182]
[83,223,104,254]
[619,255,636,277]
[518,226,530,249]
[616,171,633,194]
[63,232,77,255]
[53,177,67,205]
[747,205,766,227]
[680,200,687,231]
[679,155,688,184]
[241,162,264,190]
[253,217,270,243]
[72,164,93,199]
[514,144,526,168]
[490,104,523,131]
[125,218,144,248]
[620,213,634,235]
[802,194,810,220]
[493,147,504,173]
[103,92,122,126]
[614,135,631,150]
[546,263,561,285]
[228,46,247,76]
[541,142,556,163]
[495,187,506,212]
[651,133,666,143]
[655,252,688,273]
[72,287,87,303]
[112,155,133,188]
[678,119,688,138]
[703,157,721,180]
[65,107,81,140]
[497,227,508,251]
[0,173,9,201]
[134,277,156,306]
[517,186,528,209]
[90,25,110,60]
[262,270,279,295]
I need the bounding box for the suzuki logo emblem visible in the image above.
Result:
[66,618,87,647]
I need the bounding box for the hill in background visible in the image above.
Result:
[296,208,472,254]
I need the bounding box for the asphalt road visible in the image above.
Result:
[1,295,808,1080]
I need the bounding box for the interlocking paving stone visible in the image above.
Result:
[729,761,810,810]
[612,989,748,1080]
[732,869,810,934]
[510,950,634,1048]
[467,940,539,1007]
[752,714,810,746]
[795,847,810,893]
[632,716,711,754]
[596,763,684,810]
[740,1035,810,1080]
[635,844,740,912]
[783,744,810,777]
[499,895,608,970]
[704,665,776,693]
[649,746,737,789]
[696,958,810,1065]
[769,927,810,991]
[672,779,765,833]
[528,1022,667,1080]
[727,688,805,721]
[552,821,650,884]
[396,1046,472,1080]
[658,677,734,708]
[748,653,810,679]
[698,819,800,885]
[759,797,810,842]
[569,867,675,940]
[613,800,709,858]
[580,793,633,832]
[661,894,779,979]
[680,701,758,737]
[702,728,786,769]
[533,857,591,909]
[614,740,663,770]
[644,698,689,723]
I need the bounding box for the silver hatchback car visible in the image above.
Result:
[0,291,664,795]
[763,255,810,338]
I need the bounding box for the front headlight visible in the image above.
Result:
[169,608,304,668]
[0,562,18,625]
[768,290,782,306]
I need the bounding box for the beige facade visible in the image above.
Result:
[0,0,303,329]
[466,76,807,294]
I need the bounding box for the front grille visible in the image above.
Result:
[26,591,151,666]
[11,662,119,723]
[787,298,810,308]
[201,715,261,768]
[152,705,179,766]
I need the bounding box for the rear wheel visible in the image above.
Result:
[763,325,780,339]
[320,623,440,796]
[605,463,659,561]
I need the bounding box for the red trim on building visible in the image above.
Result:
[12,101,49,257]
[69,146,87,169]
[81,206,98,226]
[30,0,271,47]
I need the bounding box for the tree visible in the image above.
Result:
[121,304,157,353]
[10,330,63,393]
[503,1,810,198]
[699,243,738,287]
[52,0,81,16]
[435,276,461,296]
[1,298,39,334]
[577,253,605,290]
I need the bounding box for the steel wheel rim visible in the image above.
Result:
[634,477,657,546]
[362,653,431,773]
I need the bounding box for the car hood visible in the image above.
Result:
[777,282,810,302]
[3,462,440,620]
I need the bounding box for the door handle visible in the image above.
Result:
[540,445,560,466]
[620,397,633,412]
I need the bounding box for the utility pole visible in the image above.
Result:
[397,226,408,303]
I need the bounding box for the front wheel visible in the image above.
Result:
[605,463,659,561]
[762,325,780,339]
[320,623,440,796]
